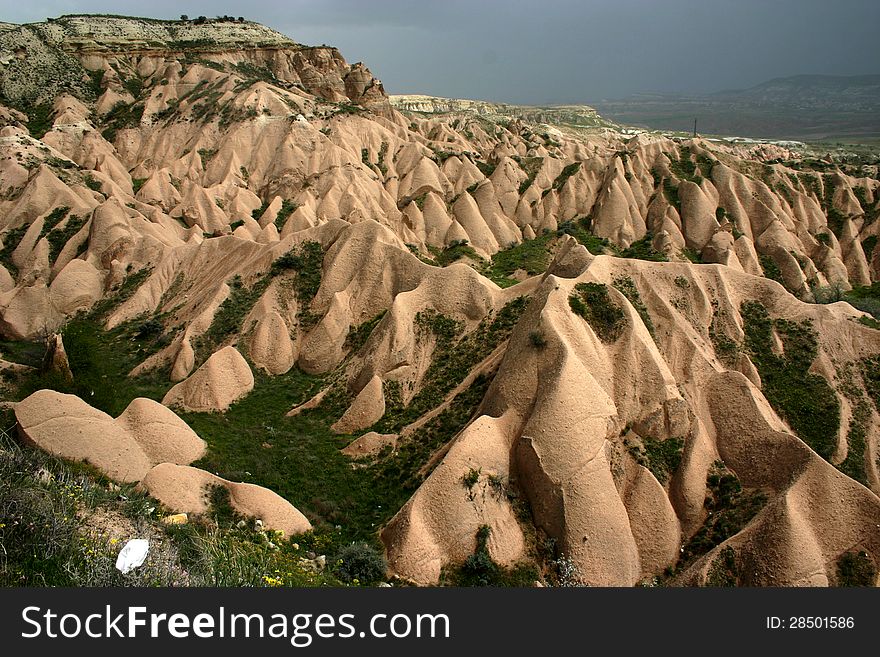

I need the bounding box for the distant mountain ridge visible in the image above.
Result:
[594,74,880,142]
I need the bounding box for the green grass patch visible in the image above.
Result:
[678,462,766,573]
[475,161,496,177]
[47,214,87,263]
[557,218,617,255]
[25,103,54,139]
[10,317,169,417]
[193,240,324,359]
[838,399,869,485]
[842,282,880,319]
[626,435,684,484]
[101,101,145,142]
[513,156,544,195]
[440,525,538,587]
[741,301,840,461]
[371,297,527,436]
[274,199,298,232]
[569,282,625,343]
[193,274,267,363]
[0,225,28,276]
[428,240,481,267]
[483,233,552,286]
[759,254,785,287]
[251,199,271,221]
[344,311,386,353]
[551,162,581,191]
[704,546,739,587]
[620,234,668,262]
[709,306,740,367]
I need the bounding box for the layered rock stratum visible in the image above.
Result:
[1,15,879,586]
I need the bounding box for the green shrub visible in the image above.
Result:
[206,483,240,527]
[475,161,496,177]
[461,467,481,491]
[25,103,54,139]
[529,330,547,349]
[705,546,738,587]
[552,162,581,190]
[836,551,876,587]
[709,307,740,367]
[334,543,387,584]
[344,311,386,352]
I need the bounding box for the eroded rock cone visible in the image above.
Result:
[41,333,73,382]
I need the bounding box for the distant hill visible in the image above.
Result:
[594,74,880,142]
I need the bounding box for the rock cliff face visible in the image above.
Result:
[2,15,880,587]
[0,15,388,111]
[391,94,615,129]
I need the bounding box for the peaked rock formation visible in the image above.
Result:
[140,463,312,537]
[41,332,73,381]
[331,375,385,434]
[2,14,880,589]
[15,390,206,482]
[162,346,254,412]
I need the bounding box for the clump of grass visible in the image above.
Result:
[514,156,544,195]
[569,282,625,343]
[195,241,324,361]
[429,239,481,267]
[626,435,684,484]
[193,274,265,362]
[475,161,496,177]
[556,218,616,255]
[843,282,880,320]
[25,103,54,139]
[461,467,481,495]
[371,297,527,437]
[741,301,840,461]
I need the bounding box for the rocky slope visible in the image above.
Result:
[1,15,879,587]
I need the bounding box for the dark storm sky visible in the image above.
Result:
[4,0,879,103]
